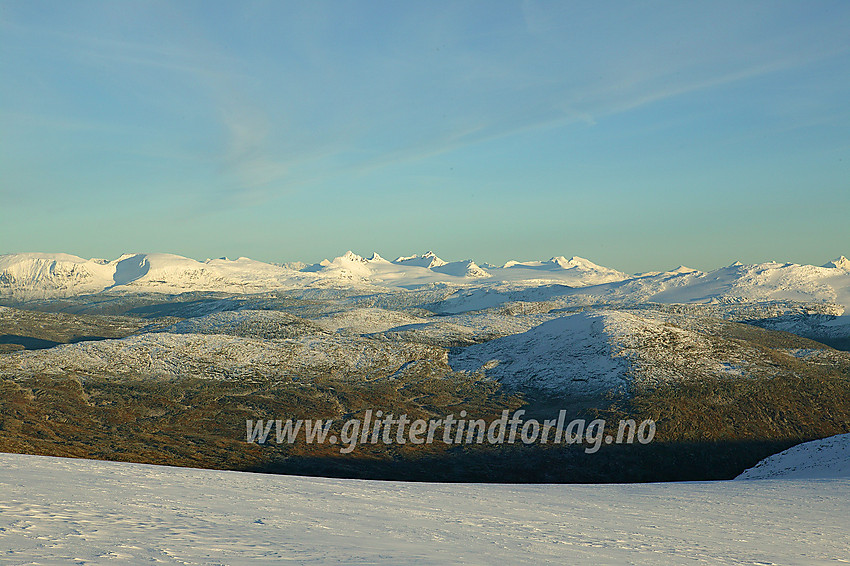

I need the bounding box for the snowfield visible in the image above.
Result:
[1,452,848,565]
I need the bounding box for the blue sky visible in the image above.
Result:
[1,0,848,273]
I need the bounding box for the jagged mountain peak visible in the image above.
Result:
[337,250,366,263]
[823,256,850,270]
[548,255,602,269]
[367,252,389,263]
[393,251,447,268]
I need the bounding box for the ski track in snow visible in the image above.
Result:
[1,453,848,565]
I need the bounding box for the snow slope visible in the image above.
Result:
[1,453,848,565]
[449,310,755,394]
[736,433,850,480]
[446,306,831,394]
[450,311,634,394]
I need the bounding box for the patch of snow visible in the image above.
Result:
[736,434,850,479]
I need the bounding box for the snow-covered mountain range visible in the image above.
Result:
[2,251,849,311]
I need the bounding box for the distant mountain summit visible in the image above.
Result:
[392,251,447,269]
[500,254,629,286]
[432,260,491,279]
[367,252,390,263]
[824,256,850,270]
[503,255,620,272]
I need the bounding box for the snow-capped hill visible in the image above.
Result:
[494,256,629,287]
[432,260,491,278]
[736,433,850,480]
[115,252,204,286]
[110,253,233,290]
[0,252,312,297]
[0,252,114,296]
[823,256,850,270]
[449,308,806,393]
[635,265,702,277]
[503,256,601,270]
[549,255,592,270]
[450,311,638,394]
[307,252,493,285]
[670,265,699,274]
[309,251,374,279]
[504,255,621,273]
[716,261,850,308]
[306,250,413,280]
[393,251,447,269]
[557,260,850,311]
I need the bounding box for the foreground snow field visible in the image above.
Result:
[1,453,848,565]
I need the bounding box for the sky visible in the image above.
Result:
[1,0,848,273]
